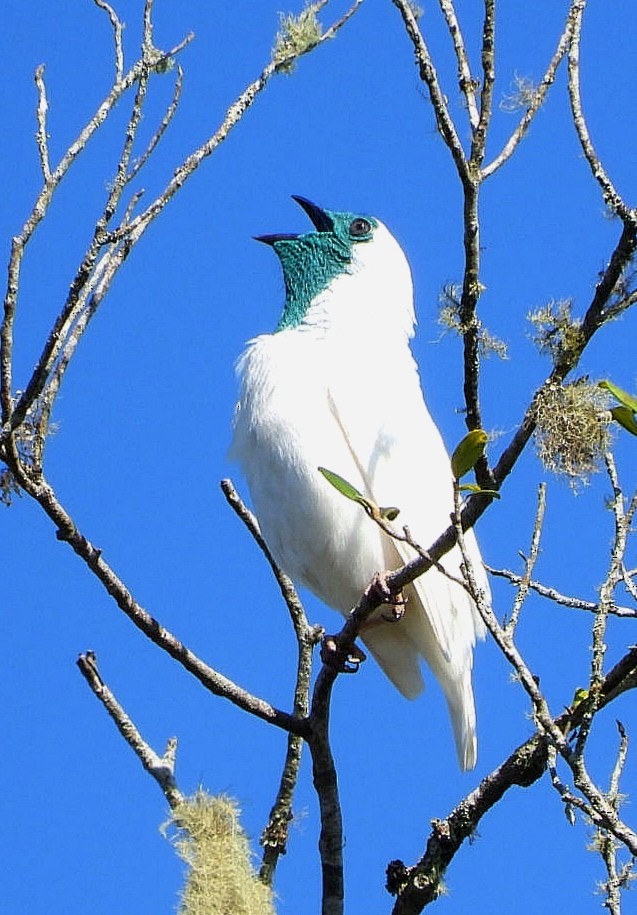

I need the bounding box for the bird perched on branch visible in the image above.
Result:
[231,196,489,769]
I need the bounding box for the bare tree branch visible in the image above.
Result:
[128,66,184,183]
[482,1,581,178]
[2,460,307,735]
[34,65,51,181]
[390,0,470,182]
[93,0,125,82]
[4,5,637,914]
[505,482,546,635]
[596,722,634,915]
[308,664,345,915]
[573,454,636,761]
[389,630,637,913]
[567,0,634,221]
[77,651,184,809]
[1,32,192,432]
[220,479,322,884]
[438,0,479,129]
[471,0,495,168]
[455,482,637,860]
[488,565,637,619]
[1,1,362,452]
[221,480,314,643]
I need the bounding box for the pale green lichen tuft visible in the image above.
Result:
[273,5,322,72]
[528,299,584,365]
[533,379,612,485]
[439,285,508,358]
[477,327,509,359]
[164,791,276,915]
[500,73,536,112]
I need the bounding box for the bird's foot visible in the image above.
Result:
[365,571,406,622]
[381,593,407,622]
[320,635,367,673]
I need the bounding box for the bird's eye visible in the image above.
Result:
[349,217,372,239]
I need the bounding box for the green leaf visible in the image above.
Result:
[458,483,501,499]
[610,405,637,436]
[451,429,488,480]
[571,687,589,709]
[318,467,401,524]
[318,467,367,503]
[599,379,637,413]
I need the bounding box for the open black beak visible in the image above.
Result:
[253,195,333,246]
[291,195,334,231]
[253,232,298,246]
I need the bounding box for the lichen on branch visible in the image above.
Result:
[533,379,612,484]
[165,792,275,915]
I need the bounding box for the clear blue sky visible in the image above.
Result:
[2,2,637,913]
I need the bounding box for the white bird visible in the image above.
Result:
[231,196,489,770]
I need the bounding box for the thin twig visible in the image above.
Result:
[596,722,633,915]
[458,181,489,447]
[4,459,306,735]
[438,0,479,129]
[143,0,154,50]
[42,252,113,412]
[390,0,470,183]
[451,485,558,743]
[2,32,191,434]
[470,0,495,168]
[109,3,363,247]
[322,0,365,40]
[259,730,306,885]
[34,65,51,181]
[77,651,184,808]
[573,453,628,760]
[93,0,124,82]
[451,484,637,858]
[456,0,495,465]
[546,744,593,825]
[104,67,150,223]
[605,288,637,322]
[220,479,312,642]
[487,566,637,619]
[390,642,637,912]
[482,1,581,178]
[2,0,363,445]
[609,722,629,803]
[505,483,546,635]
[622,561,637,605]
[567,1,634,221]
[129,66,184,182]
[220,479,321,884]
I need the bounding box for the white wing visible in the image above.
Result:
[326,341,488,769]
[232,327,488,769]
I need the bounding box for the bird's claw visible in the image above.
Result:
[320,635,367,673]
[381,598,406,623]
[365,571,406,622]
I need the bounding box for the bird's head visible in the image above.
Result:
[255,196,414,335]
